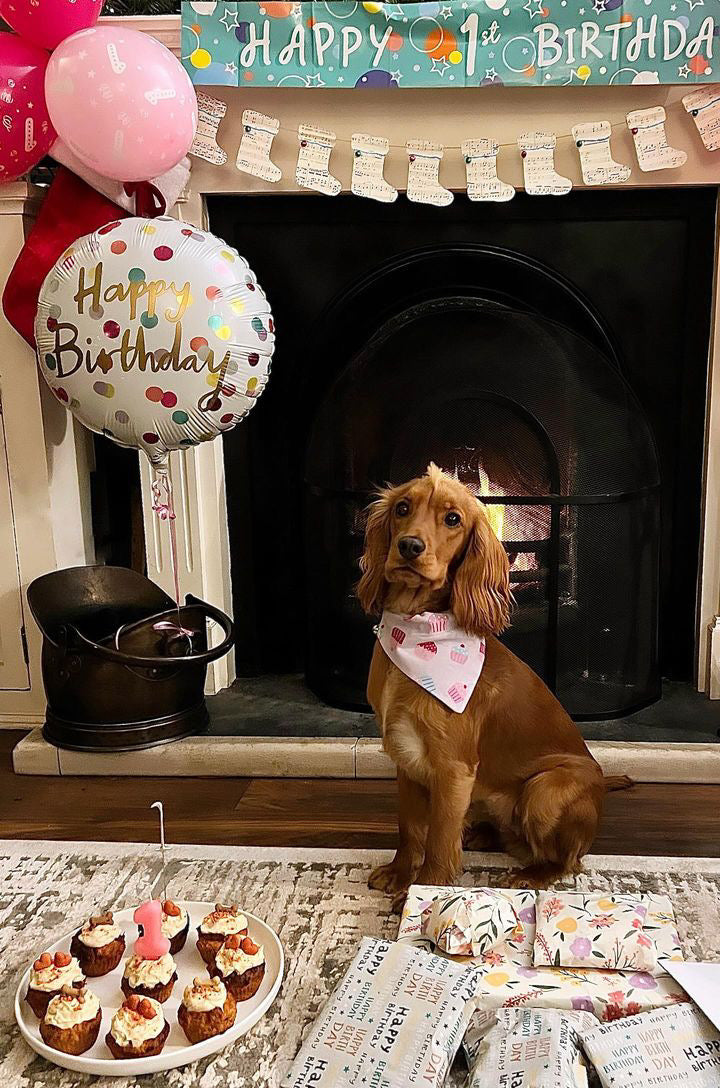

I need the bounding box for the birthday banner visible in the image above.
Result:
[182,1,719,90]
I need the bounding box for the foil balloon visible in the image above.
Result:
[34,217,275,466]
[0,34,56,183]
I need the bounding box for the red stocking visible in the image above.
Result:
[2,167,131,348]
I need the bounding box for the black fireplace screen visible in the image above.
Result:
[305,300,661,719]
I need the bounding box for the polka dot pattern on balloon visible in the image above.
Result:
[141,312,159,328]
[172,410,189,424]
[128,268,146,283]
[93,381,115,398]
[104,321,121,338]
[153,246,173,261]
[111,241,127,255]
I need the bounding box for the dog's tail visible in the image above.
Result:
[603,774,634,792]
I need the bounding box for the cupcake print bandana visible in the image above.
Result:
[377,611,486,713]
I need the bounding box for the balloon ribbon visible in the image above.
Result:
[150,463,195,645]
[123,181,167,218]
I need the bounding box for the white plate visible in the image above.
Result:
[14,901,284,1076]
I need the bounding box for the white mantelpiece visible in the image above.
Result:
[1,16,720,737]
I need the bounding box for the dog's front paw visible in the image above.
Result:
[368,862,411,896]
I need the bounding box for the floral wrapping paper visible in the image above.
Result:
[533,891,659,974]
[420,889,522,958]
[398,885,687,1025]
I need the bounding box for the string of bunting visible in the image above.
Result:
[189,85,720,203]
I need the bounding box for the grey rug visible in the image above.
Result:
[1,841,720,1088]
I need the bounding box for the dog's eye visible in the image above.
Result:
[445,511,461,527]
[395,501,410,517]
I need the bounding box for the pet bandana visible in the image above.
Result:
[377,611,486,713]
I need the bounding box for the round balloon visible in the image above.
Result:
[0,34,56,182]
[45,27,197,182]
[34,217,275,464]
[0,0,101,53]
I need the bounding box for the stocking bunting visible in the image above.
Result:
[462,139,514,202]
[236,110,282,181]
[626,107,687,172]
[572,121,631,185]
[406,140,453,207]
[683,86,720,152]
[518,132,572,196]
[2,167,130,347]
[190,91,228,166]
[296,123,341,196]
[350,133,397,203]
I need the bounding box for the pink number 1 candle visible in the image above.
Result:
[134,899,170,960]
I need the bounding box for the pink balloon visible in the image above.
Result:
[0,34,56,183]
[0,0,101,53]
[45,26,197,183]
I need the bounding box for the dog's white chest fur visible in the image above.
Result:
[378,677,433,786]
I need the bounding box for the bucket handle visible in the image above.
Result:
[65,594,235,669]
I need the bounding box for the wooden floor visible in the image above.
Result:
[1,731,719,856]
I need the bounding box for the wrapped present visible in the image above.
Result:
[421,889,522,958]
[534,892,659,974]
[281,937,479,1088]
[581,1003,720,1087]
[466,1007,597,1087]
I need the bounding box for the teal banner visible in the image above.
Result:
[182,1,719,89]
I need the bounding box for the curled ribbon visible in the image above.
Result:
[153,618,196,645]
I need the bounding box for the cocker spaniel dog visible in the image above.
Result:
[358,463,630,911]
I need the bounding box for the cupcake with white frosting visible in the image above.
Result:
[178,975,237,1043]
[40,984,101,1055]
[121,950,177,1003]
[25,951,86,1018]
[70,912,125,977]
[196,903,248,965]
[106,995,169,1060]
[160,899,189,954]
[209,933,265,1001]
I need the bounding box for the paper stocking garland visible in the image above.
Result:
[462,139,514,202]
[683,86,720,152]
[296,123,341,196]
[406,140,453,207]
[236,110,282,181]
[572,121,631,185]
[350,133,397,203]
[626,107,687,172]
[518,132,572,196]
[189,92,228,166]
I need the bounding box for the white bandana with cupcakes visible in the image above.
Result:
[376,610,486,712]
[282,937,480,1088]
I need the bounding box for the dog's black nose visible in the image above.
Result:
[398,536,426,560]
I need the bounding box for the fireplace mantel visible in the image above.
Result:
[1,15,719,742]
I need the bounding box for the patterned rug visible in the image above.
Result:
[1,841,719,1088]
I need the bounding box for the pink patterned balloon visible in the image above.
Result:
[0,34,56,183]
[0,0,102,53]
[45,26,197,183]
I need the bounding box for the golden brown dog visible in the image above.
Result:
[358,463,630,911]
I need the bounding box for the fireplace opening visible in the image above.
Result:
[210,188,716,731]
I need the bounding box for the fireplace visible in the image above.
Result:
[208,187,714,723]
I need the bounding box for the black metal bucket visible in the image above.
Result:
[27,566,234,752]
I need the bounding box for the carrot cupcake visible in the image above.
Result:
[178,975,237,1044]
[25,951,85,1018]
[40,984,101,1056]
[121,950,177,1003]
[161,899,189,955]
[70,912,125,977]
[106,995,169,1060]
[196,903,248,965]
[209,934,265,1001]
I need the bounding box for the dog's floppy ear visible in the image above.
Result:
[357,489,394,615]
[451,504,512,637]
